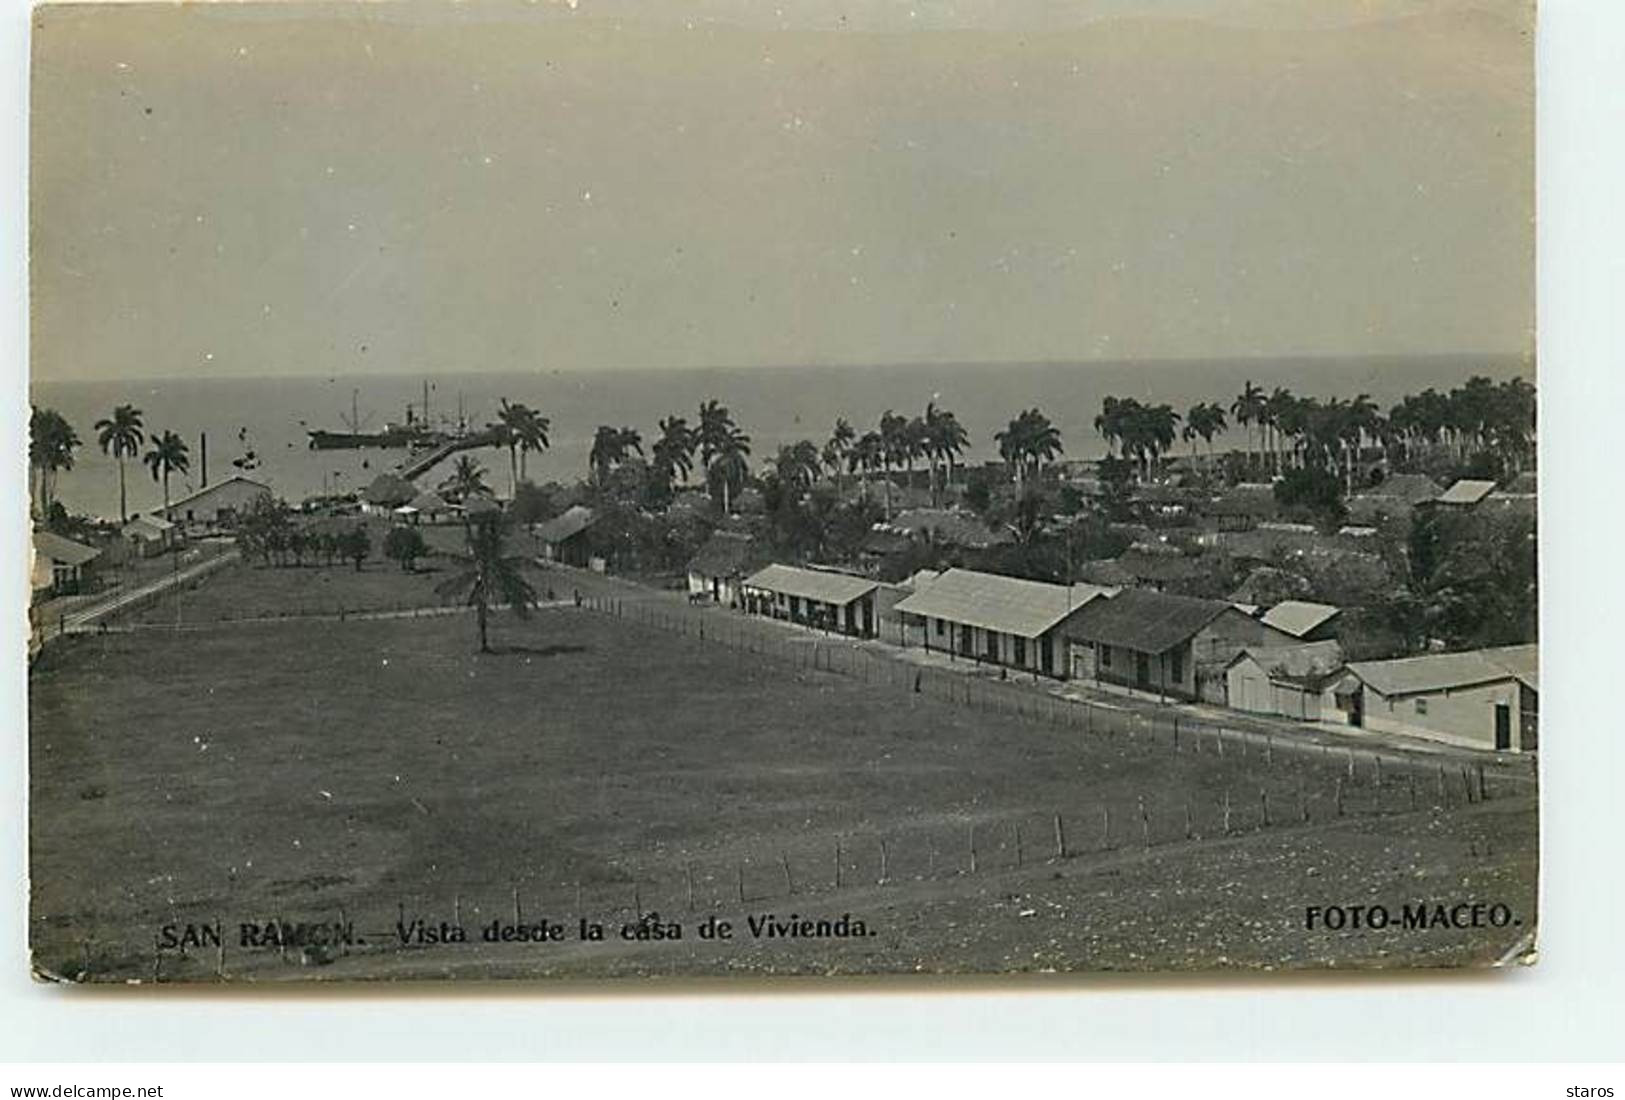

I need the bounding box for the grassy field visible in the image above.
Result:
[29,606,1537,983]
[116,520,560,625]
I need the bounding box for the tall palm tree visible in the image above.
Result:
[824,417,856,494]
[1231,380,1265,476]
[653,416,696,488]
[696,399,736,469]
[848,431,884,502]
[772,440,821,493]
[94,404,145,523]
[29,407,80,519]
[996,408,1063,487]
[712,430,752,514]
[876,410,909,516]
[923,402,968,505]
[142,430,190,514]
[589,425,643,485]
[435,512,539,654]
[494,400,550,489]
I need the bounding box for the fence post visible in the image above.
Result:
[1477,764,1488,802]
[736,863,746,904]
[968,824,978,874]
[1014,824,1024,868]
[1222,790,1233,835]
[1138,796,1151,846]
[686,863,696,911]
[878,838,890,884]
[781,854,795,896]
[1101,805,1112,848]
[834,841,843,889]
[1183,800,1194,841]
[1260,788,1271,828]
[1053,812,1066,860]
[1335,778,1345,817]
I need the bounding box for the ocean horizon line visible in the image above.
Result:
[31,349,1533,389]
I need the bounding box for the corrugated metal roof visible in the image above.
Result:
[168,475,274,510]
[1065,587,1232,654]
[892,568,1109,638]
[1436,479,1497,505]
[1260,600,1342,638]
[34,530,101,566]
[1347,646,1535,697]
[743,564,878,606]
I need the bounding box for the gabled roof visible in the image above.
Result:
[34,530,101,566]
[1436,479,1498,506]
[1204,484,1279,518]
[534,504,595,543]
[1260,600,1342,638]
[406,490,451,512]
[1346,646,1536,698]
[743,563,878,606]
[904,568,943,591]
[1227,640,1346,686]
[1065,587,1232,654]
[1114,546,1209,584]
[167,475,273,511]
[887,508,1005,548]
[894,568,1110,638]
[687,531,768,578]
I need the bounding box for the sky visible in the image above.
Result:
[29,0,1534,383]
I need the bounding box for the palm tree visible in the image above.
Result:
[1186,402,1227,472]
[923,402,968,505]
[590,425,643,485]
[652,416,696,488]
[1264,387,1295,474]
[142,430,190,514]
[823,417,856,494]
[696,399,736,469]
[849,431,884,502]
[876,410,909,517]
[29,407,80,519]
[1094,396,1128,458]
[711,429,752,513]
[1231,380,1266,476]
[435,512,539,654]
[494,400,550,489]
[94,404,145,523]
[439,454,490,502]
[771,440,821,493]
[996,408,1063,487]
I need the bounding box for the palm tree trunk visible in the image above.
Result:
[118,459,128,523]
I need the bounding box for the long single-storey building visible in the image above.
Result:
[164,475,272,534]
[1064,588,1302,701]
[892,568,1113,679]
[740,564,881,637]
[1341,644,1539,752]
[1224,641,1347,721]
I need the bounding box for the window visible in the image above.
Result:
[1170,648,1184,683]
[1415,698,1428,716]
[935,618,945,636]
[1101,644,1113,669]
[1014,637,1027,665]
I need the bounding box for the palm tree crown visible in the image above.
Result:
[143,430,190,513]
[95,404,146,523]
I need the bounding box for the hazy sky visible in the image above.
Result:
[30,0,1533,383]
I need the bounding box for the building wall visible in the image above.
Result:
[1191,609,1300,663]
[1357,678,1528,751]
[1226,658,1325,721]
[906,606,1090,679]
[166,481,270,529]
[1069,637,1197,699]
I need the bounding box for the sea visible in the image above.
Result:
[33,355,1533,521]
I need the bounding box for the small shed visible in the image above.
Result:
[32,530,102,597]
[122,514,179,557]
[1433,479,1498,508]
[396,489,454,525]
[686,531,770,607]
[1225,641,1347,721]
[534,505,596,565]
[1343,644,1539,751]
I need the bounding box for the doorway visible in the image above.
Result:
[1494,703,1512,751]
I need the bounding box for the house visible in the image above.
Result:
[740,564,882,637]
[1065,588,1302,701]
[534,505,597,566]
[121,514,179,557]
[164,475,272,533]
[1431,479,1498,508]
[1107,545,1213,592]
[1340,644,1539,752]
[893,567,1113,679]
[686,531,770,607]
[887,508,1006,550]
[394,489,454,525]
[1260,599,1343,641]
[1225,641,1347,721]
[1228,565,1313,607]
[32,531,102,597]
[360,473,417,515]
